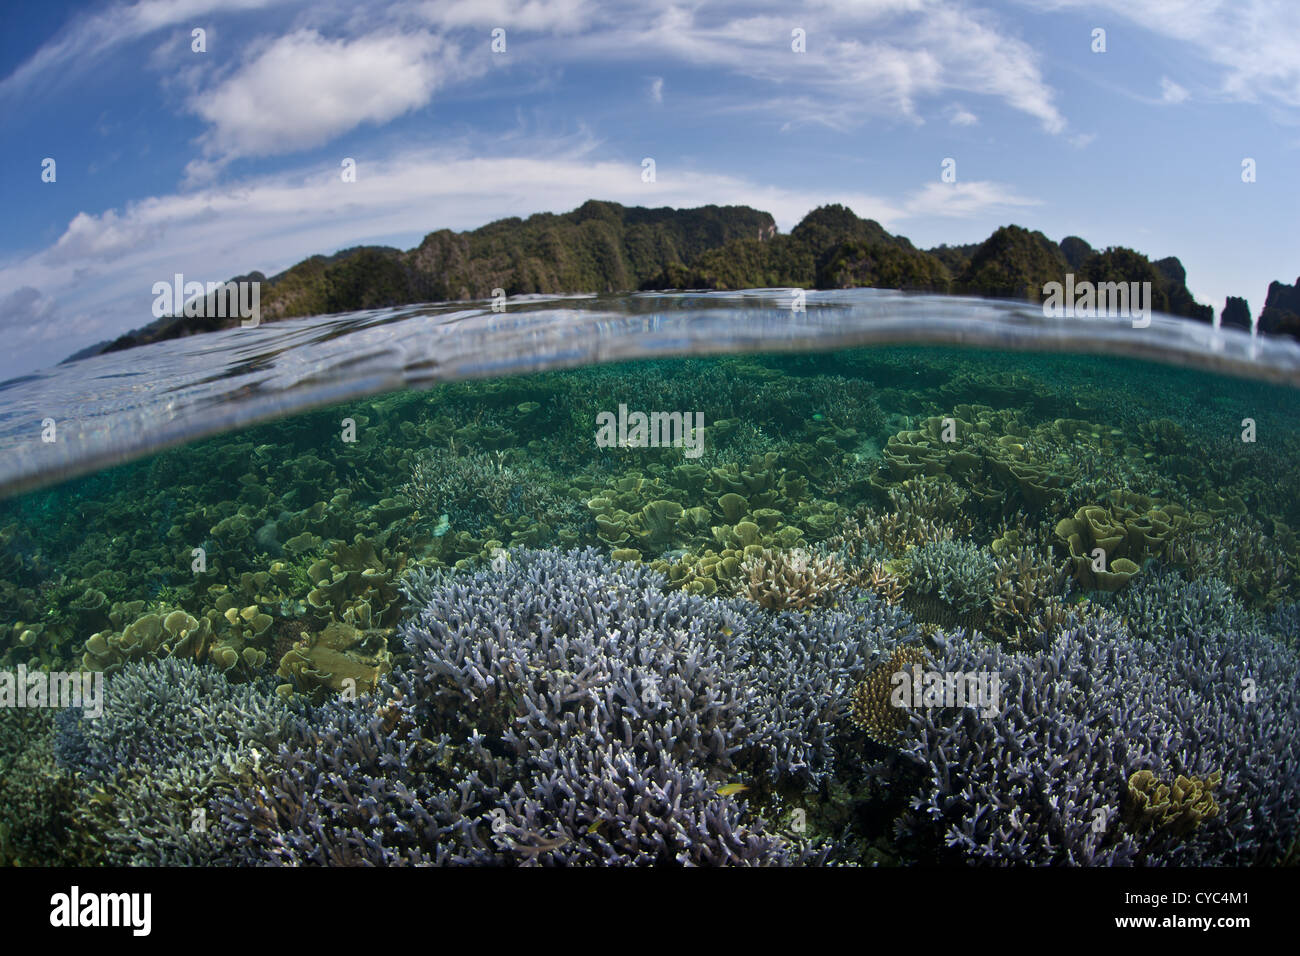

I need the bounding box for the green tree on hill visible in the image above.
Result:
[956,225,1069,300]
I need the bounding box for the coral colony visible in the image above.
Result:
[1,348,1298,865]
[595,405,706,458]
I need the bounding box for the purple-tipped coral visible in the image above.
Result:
[894,603,1300,865]
[55,658,300,865]
[213,547,921,865]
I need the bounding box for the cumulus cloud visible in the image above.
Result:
[188,29,451,163]
[1160,76,1189,103]
[7,0,1072,156]
[649,76,664,103]
[947,104,979,126]
[44,210,165,266]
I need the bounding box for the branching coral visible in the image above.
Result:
[849,645,929,747]
[740,547,847,611]
[987,520,1073,648]
[903,539,998,626]
[894,613,1300,865]
[209,548,923,865]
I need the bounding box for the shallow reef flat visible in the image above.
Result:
[1,345,1298,866]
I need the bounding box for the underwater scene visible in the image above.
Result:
[1,338,1297,867]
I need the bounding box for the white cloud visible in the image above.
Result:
[0,0,290,104]
[7,0,1072,158]
[1034,0,1300,110]
[649,76,664,103]
[1160,76,1189,103]
[416,0,591,31]
[45,211,164,265]
[903,180,1040,218]
[515,1,1067,133]
[947,104,979,126]
[189,29,452,163]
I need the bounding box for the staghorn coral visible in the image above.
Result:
[853,560,905,606]
[886,476,974,538]
[1107,566,1257,644]
[830,505,952,564]
[212,548,922,865]
[893,611,1300,865]
[902,538,998,627]
[987,519,1074,648]
[1269,601,1300,649]
[1168,514,1294,610]
[740,547,848,611]
[0,710,83,866]
[55,657,301,866]
[400,446,586,544]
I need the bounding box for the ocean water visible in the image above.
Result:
[0,288,1297,866]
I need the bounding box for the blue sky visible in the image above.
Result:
[0,0,1297,377]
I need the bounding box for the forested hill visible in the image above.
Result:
[79,199,1260,360]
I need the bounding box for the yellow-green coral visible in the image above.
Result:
[740,547,847,611]
[276,620,392,702]
[1125,769,1222,836]
[849,646,928,747]
[1056,493,1205,591]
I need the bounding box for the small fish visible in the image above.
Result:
[432,513,450,537]
[721,625,733,636]
[510,833,571,859]
[716,783,749,797]
[812,413,824,421]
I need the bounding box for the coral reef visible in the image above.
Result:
[902,539,998,627]
[55,658,301,866]
[275,619,392,702]
[0,711,82,865]
[848,645,929,746]
[740,547,847,611]
[987,520,1074,648]
[1125,770,1222,836]
[1106,566,1257,643]
[213,549,919,865]
[1,343,1298,867]
[893,613,1300,865]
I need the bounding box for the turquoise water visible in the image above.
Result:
[0,291,1297,866]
